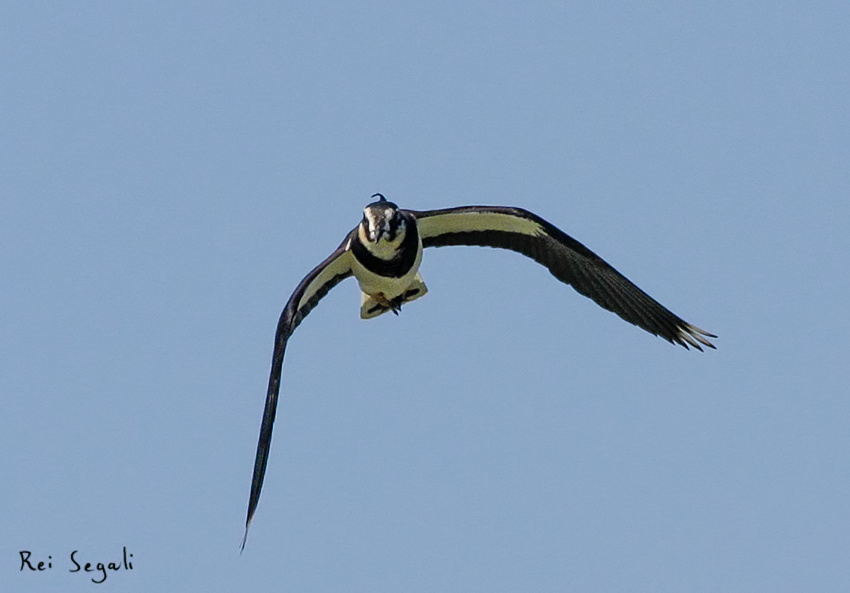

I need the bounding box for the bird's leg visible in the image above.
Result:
[373,293,401,316]
[371,288,422,317]
[387,288,424,315]
[388,295,404,315]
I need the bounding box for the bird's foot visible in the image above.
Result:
[387,289,423,315]
[379,293,402,315]
[361,287,424,319]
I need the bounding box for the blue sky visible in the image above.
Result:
[2,2,848,592]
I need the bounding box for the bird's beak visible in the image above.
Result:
[370,222,390,243]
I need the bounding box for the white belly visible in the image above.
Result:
[350,242,423,300]
[349,237,427,319]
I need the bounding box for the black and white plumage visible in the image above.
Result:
[241,194,715,548]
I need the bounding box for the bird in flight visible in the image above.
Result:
[241,194,715,549]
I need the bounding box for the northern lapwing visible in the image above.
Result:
[241,194,715,548]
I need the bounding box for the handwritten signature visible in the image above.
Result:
[19,548,134,584]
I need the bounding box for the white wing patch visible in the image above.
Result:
[295,250,354,311]
[417,211,544,239]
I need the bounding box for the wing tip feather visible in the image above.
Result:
[675,323,717,351]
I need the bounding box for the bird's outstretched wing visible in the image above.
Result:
[407,206,715,350]
[242,234,355,549]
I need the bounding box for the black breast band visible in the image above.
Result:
[351,218,420,278]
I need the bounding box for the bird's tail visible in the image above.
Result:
[360,275,428,319]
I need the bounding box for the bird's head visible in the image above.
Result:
[360,193,407,248]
